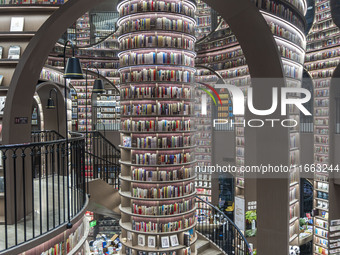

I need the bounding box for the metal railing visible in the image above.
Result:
[83,131,120,190]
[196,196,253,255]
[0,132,86,251]
[31,130,64,143]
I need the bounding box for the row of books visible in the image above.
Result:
[315,89,330,97]
[315,227,329,238]
[0,45,20,60]
[132,216,195,233]
[132,183,194,199]
[132,199,194,216]
[289,203,298,220]
[119,0,195,18]
[290,150,299,165]
[289,186,298,202]
[307,25,338,42]
[135,135,193,149]
[315,99,329,107]
[132,167,192,181]
[315,127,329,135]
[307,34,340,52]
[120,52,194,67]
[278,45,302,63]
[268,21,303,47]
[311,18,334,33]
[120,86,192,100]
[316,0,330,11]
[315,108,329,116]
[47,59,119,69]
[315,118,329,126]
[134,152,192,165]
[120,35,195,51]
[120,18,195,35]
[121,119,192,132]
[259,0,304,30]
[196,49,244,64]
[315,155,329,164]
[290,134,299,148]
[284,64,301,79]
[306,48,340,62]
[40,68,64,84]
[121,69,194,83]
[315,145,329,154]
[306,60,339,71]
[122,102,193,116]
[52,47,119,58]
[209,58,247,72]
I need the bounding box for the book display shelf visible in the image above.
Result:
[0,2,62,144]
[305,1,340,254]
[194,84,212,220]
[93,90,121,131]
[195,0,306,247]
[194,0,211,40]
[118,0,197,254]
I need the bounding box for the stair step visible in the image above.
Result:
[198,248,223,255]
[195,238,210,253]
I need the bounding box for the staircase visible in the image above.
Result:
[80,131,252,255]
[196,232,224,255]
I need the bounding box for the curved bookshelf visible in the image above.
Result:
[118,1,197,254]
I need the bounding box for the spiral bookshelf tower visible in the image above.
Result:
[305,0,340,254]
[117,0,198,254]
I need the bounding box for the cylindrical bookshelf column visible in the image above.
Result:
[118,0,197,254]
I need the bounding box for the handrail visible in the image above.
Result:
[87,131,119,151]
[0,131,84,150]
[82,131,120,189]
[31,130,64,138]
[0,131,87,252]
[195,195,253,255]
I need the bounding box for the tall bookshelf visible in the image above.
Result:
[194,84,212,220]
[0,2,62,144]
[118,0,197,254]
[305,0,340,254]
[195,0,211,40]
[195,0,306,248]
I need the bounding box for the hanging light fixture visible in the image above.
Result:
[92,79,105,94]
[64,41,84,80]
[46,97,55,109]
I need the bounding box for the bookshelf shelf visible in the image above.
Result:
[119,220,197,235]
[120,175,197,184]
[120,206,197,219]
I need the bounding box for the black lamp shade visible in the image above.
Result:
[64,57,84,79]
[46,98,55,109]
[92,79,105,94]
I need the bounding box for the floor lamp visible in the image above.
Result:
[63,40,83,228]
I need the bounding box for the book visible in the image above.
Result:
[0,75,3,86]
[0,46,3,59]
[8,46,20,59]
[10,17,24,32]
